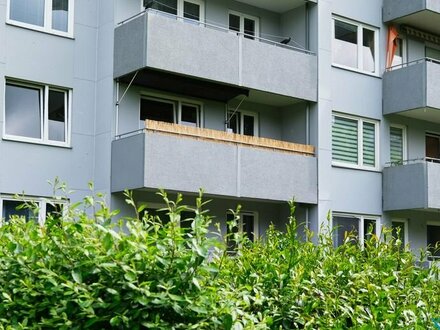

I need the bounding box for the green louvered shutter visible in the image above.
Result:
[363,122,376,167]
[332,116,358,164]
[390,126,403,164]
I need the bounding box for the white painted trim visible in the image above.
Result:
[226,210,259,241]
[227,109,259,137]
[6,0,74,38]
[228,10,260,38]
[332,212,380,247]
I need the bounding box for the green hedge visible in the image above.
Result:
[0,191,439,329]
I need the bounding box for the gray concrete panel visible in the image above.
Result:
[426,61,440,110]
[383,0,426,23]
[383,163,427,211]
[111,133,145,192]
[426,162,440,209]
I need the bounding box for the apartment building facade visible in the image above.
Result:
[0,0,439,258]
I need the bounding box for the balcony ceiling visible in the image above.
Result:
[400,107,440,124]
[235,0,313,13]
[394,12,440,36]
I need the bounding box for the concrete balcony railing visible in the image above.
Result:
[111,120,317,204]
[383,0,440,35]
[114,9,317,102]
[383,58,440,121]
[383,159,440,211]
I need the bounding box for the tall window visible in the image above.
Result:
[146,0,205,22]
[391,219,408,250]
[4,80,70,146]
[8,0,73,36]
[427,224,440,260]
[390,125,406,164]
[391,38,406,68]
[333,17,379,74]
[140,96,202,128]
[226,211,257,251]
[227,110,258,136]
[229,11,259,40]
[333,213,378,247]
[426,133,440,161]
[332,113,379,170]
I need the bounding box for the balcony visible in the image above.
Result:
[383,160,440,211]
[111,120,317,204]
[383,0,440,35]
[235,0,316,13]
[114,9,317,102]
[383,58,440,122]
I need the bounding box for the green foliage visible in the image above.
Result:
[0,191,439,329]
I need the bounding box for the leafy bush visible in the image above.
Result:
[0,191,439,329]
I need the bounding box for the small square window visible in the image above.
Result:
[4,80,71,146]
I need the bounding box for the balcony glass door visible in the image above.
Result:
[426,134,440,161]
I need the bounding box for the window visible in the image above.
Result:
[390,125,406,164]
[426,133,440,161]
[0,197,66,225]
[140,96,202,128]
[7,0,73,37]
[391,38,406,68]
[332,113,379,170]
[332,213,378,247]
[427,224,440,260]
[226,211,258,251]
[227,110,258,136]
[391,219,408,250]
[145,0,205,22]
[4,80,71,146]
[426,47,440,61]
[333,17,379,74]
[229,11,259,40]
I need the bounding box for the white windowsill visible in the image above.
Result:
[6,20,74,39]
[332,162,381,173]
[332,64,382,78]
[2,136,72,149]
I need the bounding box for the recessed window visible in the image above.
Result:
[390,38,406,68]
[228,11,259,40]
[4,80,70,146]
[427,224,440,260]
[146,0,204,22]
[332,113,379,170]
[226,211,257,251]
[333,17,379,74]
[227,110,258,137]
[426,133,440,161]
[8,0,73,36]
[333,213,378,247]
[391,219,408,250]
[390,125,406,164]
[140,96,201,128]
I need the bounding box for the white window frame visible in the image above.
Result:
[332,112,380,171]
[389,124,407,164]
[3,79,72,147]
[332,16,379,76]
[332,212,380,247]
[142,0,205,22]
[6,0,74,38]
[226,109,259,137]
[390,37,407,69]
[391,218,409,248]
[427,222,440,261]
[228,10,260,38]
[0,196,68,226]
[138,92,203,129]
[226,210,259,242]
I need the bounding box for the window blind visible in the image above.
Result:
[363,122,375,166]
[332,116,358,164]
[390,126,403,164]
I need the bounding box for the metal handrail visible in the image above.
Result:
[117,8,316,56]
[386,57,440,71]
[385,157,440,167]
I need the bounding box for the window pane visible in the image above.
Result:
[227,111,240,134]
[392,221,405,247]
[333,216,359,247]
[362,28,375,72]
[183,1,200,21]
[181,104,198,127]
[52,0,69,32]
[363,219,376,242]
[332,116,358,164]
[229,14,240,33]
[48,90,66,142]
[427,225,440,258]
[390,127,404,164]
[426,135,440,160]
[152,0,178,15]
[391,38,403,67]
[10,0,44,27]
[242,114,255,136]
[5,83,42,139]
[334,20,358,68]
[244,18,255,39]
[140,98,175,125]
[2,200,36,222]
[242,214,255,242]
[362,122,375,167]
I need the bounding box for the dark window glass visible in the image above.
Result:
[181,104,198,126]
[2,200,36,223]
[52,0,69,32]
[362,28,375,72]
[242,115,255,136]
[183,1,200,21]
[363,219,376,242]
[333,216,359,247]
[5,84,42,139]
[426,135,440,160]
[229,14,240,33]
[10,0,44,27]
[242,214,255,242]
[427,225,440,258]
[334,19,358,68]
[141,99,175,124]
[152,0,178,15]
[227,111,240,134]
[48,90,66,142]
[244,18,255,39]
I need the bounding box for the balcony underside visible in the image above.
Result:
[236,0,316,13]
